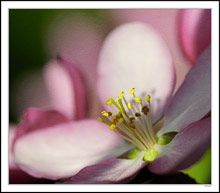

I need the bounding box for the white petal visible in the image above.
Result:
[97,22,175,122]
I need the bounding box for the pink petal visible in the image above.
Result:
[44,57,87,120]
[157,45,211,137]
[10,124,45,184]
[97,22,176,122]
[12,108,69,149]
[109,9,192,93]
[149,118,211,175]
[46,14,104,118]
[14,119,132,180]
[61,152,147,184]
[179,9,211,64]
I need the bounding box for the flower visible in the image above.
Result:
[9,15,103,183]
[12,22,211,184]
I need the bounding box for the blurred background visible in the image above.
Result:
[9,9,211,184]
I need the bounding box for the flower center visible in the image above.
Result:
[98,88,159,162]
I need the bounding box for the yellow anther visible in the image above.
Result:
[117,112,122,117]
[101,111,109,117]
[128,102,133,109]
[134,97,142,103]
[116,97,121,103]
[98,117,103,122]
[130,88,135,95]
[106,98,113,105]
[110,124,116,130]
[146,95,151,103]
[118,117,124,124]
[119,91,125,98]
[106,98,121,113]
[108,111,113,116]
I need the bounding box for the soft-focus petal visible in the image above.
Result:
[46,13,104,118]
[14,119,132,180]
[149,118,211,175]
[97,22,176,122]
[44,57,87,120]
[13,108,69,148]
[61,152,147,184]
[9,124,18,169]
[11,71,51,119]
[157,45,211,136]
[10,124,46,184]
[179,9,211,64]
[109,9,191,93]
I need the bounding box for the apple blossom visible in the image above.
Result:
[12,22,211,184]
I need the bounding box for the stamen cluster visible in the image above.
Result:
[98,88,157,151]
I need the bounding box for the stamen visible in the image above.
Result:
[99,88,158,162]
[118,117,124,124]
[106,98,120,114]
[101,111,110,117]
[134,97,142,103]
[119,91,125,98]
[106,98,120,111]
[108,111,113,116]
[110,124,116,130]
[116,97,130,120]
[106,98,113,105]
[141,106,149,115]
[128,102,133,109]
[130,88,135,95]
[135,112,141,117]
[97,117,111,126]
[146,95,151,103]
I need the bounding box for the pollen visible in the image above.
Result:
[130,88,135,95]
[146,95,151,103]
[106,98,113,105]
[101,111,109,116]
[134,97,142,103]
[98,88,158,162]
[127,102,133,109]
[119,91,125,98]
[110,124,116,130]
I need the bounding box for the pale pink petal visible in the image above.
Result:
[97,22,176,122]
[149,118,211,175]
[46,14,104,118]
[157,45,211,136]
[61,152,147,184]
[10,124,45,184]
[14,119,132,180]
[179,9,211,64]
[44,57,87,120]
[13,108,69,148]
[109,9,191,93]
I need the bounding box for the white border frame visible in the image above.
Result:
[1,1,219,192]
